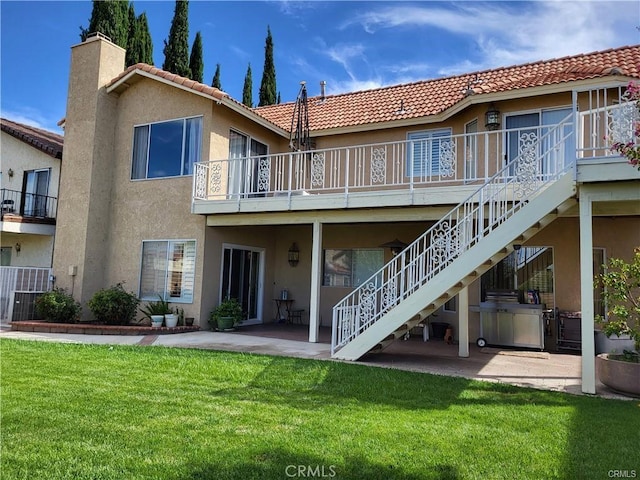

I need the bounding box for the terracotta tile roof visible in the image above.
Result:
[255,45,640,132]
[1,118,63,159]
[107,63,228,101]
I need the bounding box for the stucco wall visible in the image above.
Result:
[0,232,53,267]
[0,132,61,198]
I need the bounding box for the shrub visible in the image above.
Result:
[88,283,140,325]
[595,248,640,356]
[35,288,81,323]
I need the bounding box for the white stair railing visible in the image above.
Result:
[331,113,575,355]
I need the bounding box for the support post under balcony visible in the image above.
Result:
[458,287,469,358]
[579,191,596,394]
[309,220,323,343]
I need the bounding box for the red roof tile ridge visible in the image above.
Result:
[254,44,640,114]
[107,63,228,100]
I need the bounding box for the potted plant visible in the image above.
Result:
[595,248,640,396]
[209,297,243,331]
[141,296,172,328]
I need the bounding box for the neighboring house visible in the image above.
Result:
[53,33,640,393]
[0,118,62,319]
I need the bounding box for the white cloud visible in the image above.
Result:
[229,45,250,61]
[345,1,640,74]
[327,78,386,95]
[0,107,62,133]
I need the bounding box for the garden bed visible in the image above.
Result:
[10,320,200,335]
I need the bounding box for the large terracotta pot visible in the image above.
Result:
[596,353,640,397]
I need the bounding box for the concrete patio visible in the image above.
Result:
[0,322,631,400]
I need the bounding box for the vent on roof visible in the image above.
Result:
[320,81,327,102]
[85,32,113,43]
[395,100,407,115]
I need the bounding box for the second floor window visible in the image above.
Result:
[131,116,202,180]
[407,128,452,178]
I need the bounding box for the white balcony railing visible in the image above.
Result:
[193,85,638,208]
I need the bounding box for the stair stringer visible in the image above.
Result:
[332,174,575,361]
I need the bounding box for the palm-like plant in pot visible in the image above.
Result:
[141,296,172,328]
[595,248,640,396]
[209,297,243,331]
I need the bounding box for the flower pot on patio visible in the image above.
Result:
[164,313,179,328]
[150,315,164,328]
[216,316,235,331]
[596,353,640,397]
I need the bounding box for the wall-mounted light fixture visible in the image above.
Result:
[15,242,21,255]
[7,168,14,178]
[380,238,408,256]
[485,103,501,131]
[513,244,522,251]
[288,243,300,267]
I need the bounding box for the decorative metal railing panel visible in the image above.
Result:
[193,130,513,202]
[331,112,575,355]
[1,189,57,220]
[577,85,640,159]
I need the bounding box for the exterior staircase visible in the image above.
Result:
[331,114,577,360]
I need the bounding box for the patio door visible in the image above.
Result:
[505,108,572,176]
[22,169,50,216]
[228,130,268,197]
[220,245,264,325]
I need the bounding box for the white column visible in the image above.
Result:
[309,220,323,343]
[458,287,469,357]
[579,192,596,394]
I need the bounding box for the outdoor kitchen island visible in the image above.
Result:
[477,290,546,350]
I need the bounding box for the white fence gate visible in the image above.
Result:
[0,267,52,321]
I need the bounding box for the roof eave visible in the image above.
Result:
[220,98,289,138]
[106,69,289,138]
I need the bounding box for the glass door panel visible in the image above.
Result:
[221,245,263,324]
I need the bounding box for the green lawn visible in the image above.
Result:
[1,339,638,480]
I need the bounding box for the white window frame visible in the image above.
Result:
[228,129,269,196]
[464,119,478,181]
[131,115,203,180]
[406,128,453,178]
[139,239,197,303]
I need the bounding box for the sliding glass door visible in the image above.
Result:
[228,131,268,197]
[220,245,264,324]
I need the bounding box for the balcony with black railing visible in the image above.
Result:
[1,188,57,223]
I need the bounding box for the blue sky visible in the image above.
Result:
[1,0,639,133]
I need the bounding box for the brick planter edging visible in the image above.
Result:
[11,321,200,336]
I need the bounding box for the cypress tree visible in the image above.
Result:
[258,26,277,106]
[189,31,204,83]
[163,0,191,77]
[137,13,154,65]
[242,63,253,108]
[125,4,138,66]
[80,0,130,48]
[211,63,222,89]
[125,10,154,66]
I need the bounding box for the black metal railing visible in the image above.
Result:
[1,188,57,220]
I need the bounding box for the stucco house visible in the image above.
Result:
[53,33,640,393]
[1,118,62,266]
[1,118,62,320]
